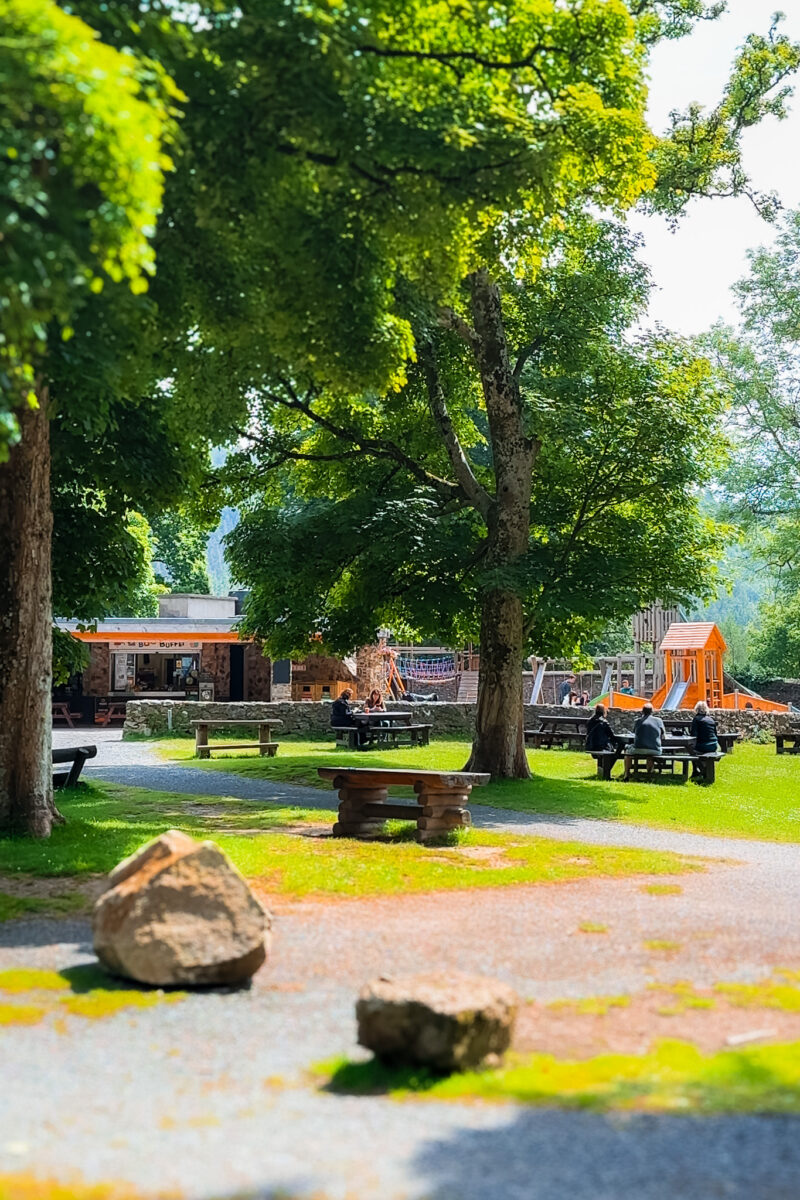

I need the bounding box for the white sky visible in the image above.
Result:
[630,0,800,334]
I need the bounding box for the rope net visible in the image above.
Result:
[392,655,458,682]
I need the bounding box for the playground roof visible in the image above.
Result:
[659,622,726,652]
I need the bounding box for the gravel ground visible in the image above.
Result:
[0,730,791,1198]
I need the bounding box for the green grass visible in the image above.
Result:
[318,1038,800,1113]
[0,891,86,921]
[0,965,185,1026]
[0,782,695,897]
[155,736,800,843]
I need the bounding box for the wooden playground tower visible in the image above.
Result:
[610,622,788,713]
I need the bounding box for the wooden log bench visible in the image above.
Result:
[317,766,489,843]
[52,745,97,788]
[191,719,282,759]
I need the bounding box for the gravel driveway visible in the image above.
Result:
[0,730,792,1198]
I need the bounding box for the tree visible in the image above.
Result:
[0,0,175,835]
[150,511,212,594]
[226,218,726,772]
[64,0,800,777]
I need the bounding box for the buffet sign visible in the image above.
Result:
[108,640,203,652]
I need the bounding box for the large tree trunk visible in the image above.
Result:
[0,392,61,836]
[464,269,536,779]
[466,586,530,777]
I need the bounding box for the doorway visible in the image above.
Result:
[230,645,244,701]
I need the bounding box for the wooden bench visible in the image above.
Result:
[191,719,282,759]
[332,723,433,750]
[776,731,800,755]
[52,745,97,788]
[317,766,489,843]
[525,728,587,749]
[614,751,723,783]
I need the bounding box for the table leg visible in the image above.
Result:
[333,785,389,838]
[414,784,471,844]
[259,723,271,756]
[195,724,210,759]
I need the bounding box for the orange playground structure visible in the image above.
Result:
[609,622,789,713]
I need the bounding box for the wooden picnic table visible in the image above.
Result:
[776,730,800,754]
[333,710,432,750]
[191,718,282,759]
[317,765,489,843]
[52,701,78,728]
[95,701,127,726]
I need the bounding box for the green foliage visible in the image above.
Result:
[227,218,727,658]
[0,0,177,450]
[52,628,88,687]
[150,510,211,594]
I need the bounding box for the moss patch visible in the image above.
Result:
[640,884,683,896]
[318,1037,800,1113]
[0,1175,182,1200]
[548,995,630,1017]
[577,922,608,934]
[0,965,184,1027]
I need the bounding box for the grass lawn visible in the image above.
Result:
[318,1037,800,1114]
[0,782,695,898]
[155,735,800,843]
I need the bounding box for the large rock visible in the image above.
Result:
[92,830,271,986]
[356,972,518,1071]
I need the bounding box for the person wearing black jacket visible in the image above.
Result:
[585,704,617,752]
[330,688,365,747]
[690,701,719,775]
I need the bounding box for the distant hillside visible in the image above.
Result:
[206,508,239,596]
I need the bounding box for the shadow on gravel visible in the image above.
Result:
[413,1108,800,1200]
[0,916,93,951]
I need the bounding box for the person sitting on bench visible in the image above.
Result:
[330,688,365,747]
[690,701,719,776]
[624,702,666,780]
[585,704,617,752]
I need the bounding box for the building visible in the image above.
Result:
[56,594,273,720]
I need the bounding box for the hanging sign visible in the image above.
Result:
[108,639,203,652]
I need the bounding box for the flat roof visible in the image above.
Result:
[56,618,244,642]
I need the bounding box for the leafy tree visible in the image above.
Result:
[150,511,212,595]
[226,217,727,761]
[61,0,800,777]
[0,0,175,835]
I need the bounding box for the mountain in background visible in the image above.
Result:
[206,447,239,595]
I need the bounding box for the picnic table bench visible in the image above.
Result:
[592,748,724,783]
[317,766,489,843]
[52,744,97,788]
[776,730,800,754]
[52,701,81,728]
[332,710,432,751]
[191,719,282,759]
[95,701,127,726]
[525,713,591,749]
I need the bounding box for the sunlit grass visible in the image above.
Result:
[0,965,184,1027]
[0,783,696,897]
[154,736,800,843]
[318,1037,800,1113]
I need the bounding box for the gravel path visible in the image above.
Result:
[1,730,791,1198]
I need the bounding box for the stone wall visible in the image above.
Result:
[83,643,110,697]
[123,698,793,739]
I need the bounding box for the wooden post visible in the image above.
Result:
[195,723,209,760]
[414,782,471,843]
[332,784,389,838]
[258,722,274,756]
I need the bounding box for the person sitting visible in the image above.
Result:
[585,704,617,753]
[619,679,635,696]
[330,688,364,747]
[690,701,719,775]
[576,690,590,707]
[364,689,385,712]
[624,702,666,780]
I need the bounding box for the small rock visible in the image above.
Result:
[356,972,517,1071]
[92,830,271,987]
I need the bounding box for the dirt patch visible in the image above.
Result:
[0,872,100,907]
[515,987,800,1057]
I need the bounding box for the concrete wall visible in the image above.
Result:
[123,698,793,739]
[157,594,236,618]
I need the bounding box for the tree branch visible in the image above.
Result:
[437,307,480,354]
[417,337,493,522]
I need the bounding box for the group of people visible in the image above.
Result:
[585,700,720,780]
[329,686,387,747]
[558,675,591,707]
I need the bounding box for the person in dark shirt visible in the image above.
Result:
[624,702,666,779]
[330,688,365,746]
[690,701,719,776]
[585,704,617,753]
[558,674,576,704]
